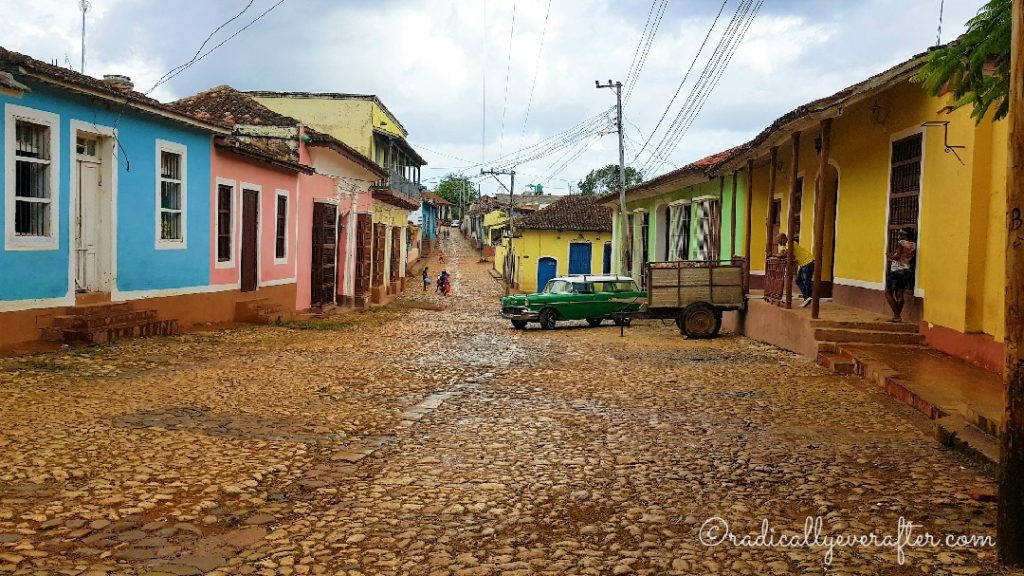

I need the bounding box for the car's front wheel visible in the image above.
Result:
[586,318,603,327]
[538,308,558,330]
[511,320,528,329]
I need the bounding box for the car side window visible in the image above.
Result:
[573,282,593,294]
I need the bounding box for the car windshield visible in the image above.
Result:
[542,280,572,294]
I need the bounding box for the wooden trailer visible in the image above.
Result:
[643,259,747,338]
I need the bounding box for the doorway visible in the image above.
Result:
[240,189,259,293]
[537,257,557,292]
[74,133,112,294]
[310,202,338,309]
[568,242,592,275]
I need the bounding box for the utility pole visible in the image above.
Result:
[79,0,90,73]
[596,79,629,277]
[1000,0,1024,565]
[481,168,516,295]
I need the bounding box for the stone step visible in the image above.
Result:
[810,319,918,333]
[816,351,855,375]
[52,309,157,330]
[813,327,925,345]
[61,319,178,345]
[63,302,133,316]
[935,415,999,465]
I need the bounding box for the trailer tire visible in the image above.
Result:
[613,316,632,327]
[682,302,721,339]
[511,320,528,329]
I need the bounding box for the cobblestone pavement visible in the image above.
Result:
[0,232,1009,575]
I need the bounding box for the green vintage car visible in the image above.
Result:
[500,275,646,330]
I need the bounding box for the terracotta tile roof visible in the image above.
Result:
[514,195,612,232]
[0,45,228,133]
[214,136,313,174]
[170,85,298,127]
[421,191,452,206]
[596,145,746,205]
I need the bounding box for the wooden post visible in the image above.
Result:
[811,118,832,319]
[766,146,778,256]
[1000,0,1024,565]
[745,158,754,261]
[730,169,738,258]
[719,176,725,260]
[785,132,800,308]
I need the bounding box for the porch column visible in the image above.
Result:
[744,158,754,259]
[718,176,725,260]
[811,118,833,319]
[766,146,778,257]
[730,169,738,258]
[784,132,801,308]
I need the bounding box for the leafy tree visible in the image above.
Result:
[577,164,644,196]
[434,174,476,209]
[913,0,1012,122]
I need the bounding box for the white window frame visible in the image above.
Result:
[274,189,290,265]
[155,139,187,250]
[214,177,237,269]
[4,103,60,251]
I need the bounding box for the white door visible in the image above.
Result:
[75,135,109,292]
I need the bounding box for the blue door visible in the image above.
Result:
[537,257,557,291]
[568,243,592,275]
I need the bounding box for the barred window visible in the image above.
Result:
[14,120,52,237]
[275,193,288,260]
[217,184,233,262]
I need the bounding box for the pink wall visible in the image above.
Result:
[209,148,301,288]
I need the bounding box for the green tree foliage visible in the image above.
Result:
[434,174,476,207]
[913,0,1012,122]
[577,164,644,196]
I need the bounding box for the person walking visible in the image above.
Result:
[885,228,917,323]
[776,232,815,307]
[421,267,430,291]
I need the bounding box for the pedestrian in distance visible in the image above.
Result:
[436,271,446,295]
[777,232,815,307]
[422,267,430,291]
[885,227,917,323]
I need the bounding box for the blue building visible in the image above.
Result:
[0,46,228,348]
[418,191,451,252]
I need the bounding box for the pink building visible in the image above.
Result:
[173,86,386,315]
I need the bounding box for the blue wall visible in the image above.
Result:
[0,82,212,302]
[422,202,437,240]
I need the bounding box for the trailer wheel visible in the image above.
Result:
[511,320,528,329]
[682,302,721,339]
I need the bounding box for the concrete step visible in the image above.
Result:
[814,327,925,345]
[61,319,177,345]
[935,415,999,466]
[810,319,918,333]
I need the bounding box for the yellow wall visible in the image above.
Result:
[743,79,1008,339]
[252,97,376,157]
[371,103,406,139]
[373,200,409,227]
[496,229,610,293]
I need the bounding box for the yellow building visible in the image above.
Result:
[709,47,1008,371]
[495,196,613,293]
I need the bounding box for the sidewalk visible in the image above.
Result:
[825,342,1003,463]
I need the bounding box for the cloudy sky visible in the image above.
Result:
[1,0,987,196]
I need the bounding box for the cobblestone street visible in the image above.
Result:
[0,233,1006,575]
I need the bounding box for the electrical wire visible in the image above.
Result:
[623,0,669,105]
[497,0,518,158]
[630,0,729,165]
[518,0,553,142]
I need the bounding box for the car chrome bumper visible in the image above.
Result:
[500,309,539,321]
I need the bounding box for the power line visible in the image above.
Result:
[622,0,659,93]
[481,0,487,164]
[623,0,669,105]
[630,0,729,165]
[518,0,553,142]
[497,0,518,158]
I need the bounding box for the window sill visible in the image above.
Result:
[4,237,58,251]
[155,240,188,251]
[214,260,236,269]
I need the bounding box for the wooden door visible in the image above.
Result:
[311,202,338,308]
[372,223,386,286]
[568,242,592,275]
[390,227,402,282]
[241,189,259,292]
[355,214,372,295]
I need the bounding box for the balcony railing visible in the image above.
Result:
[373,168,421,200]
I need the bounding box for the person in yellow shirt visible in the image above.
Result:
[776,233,815,307]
